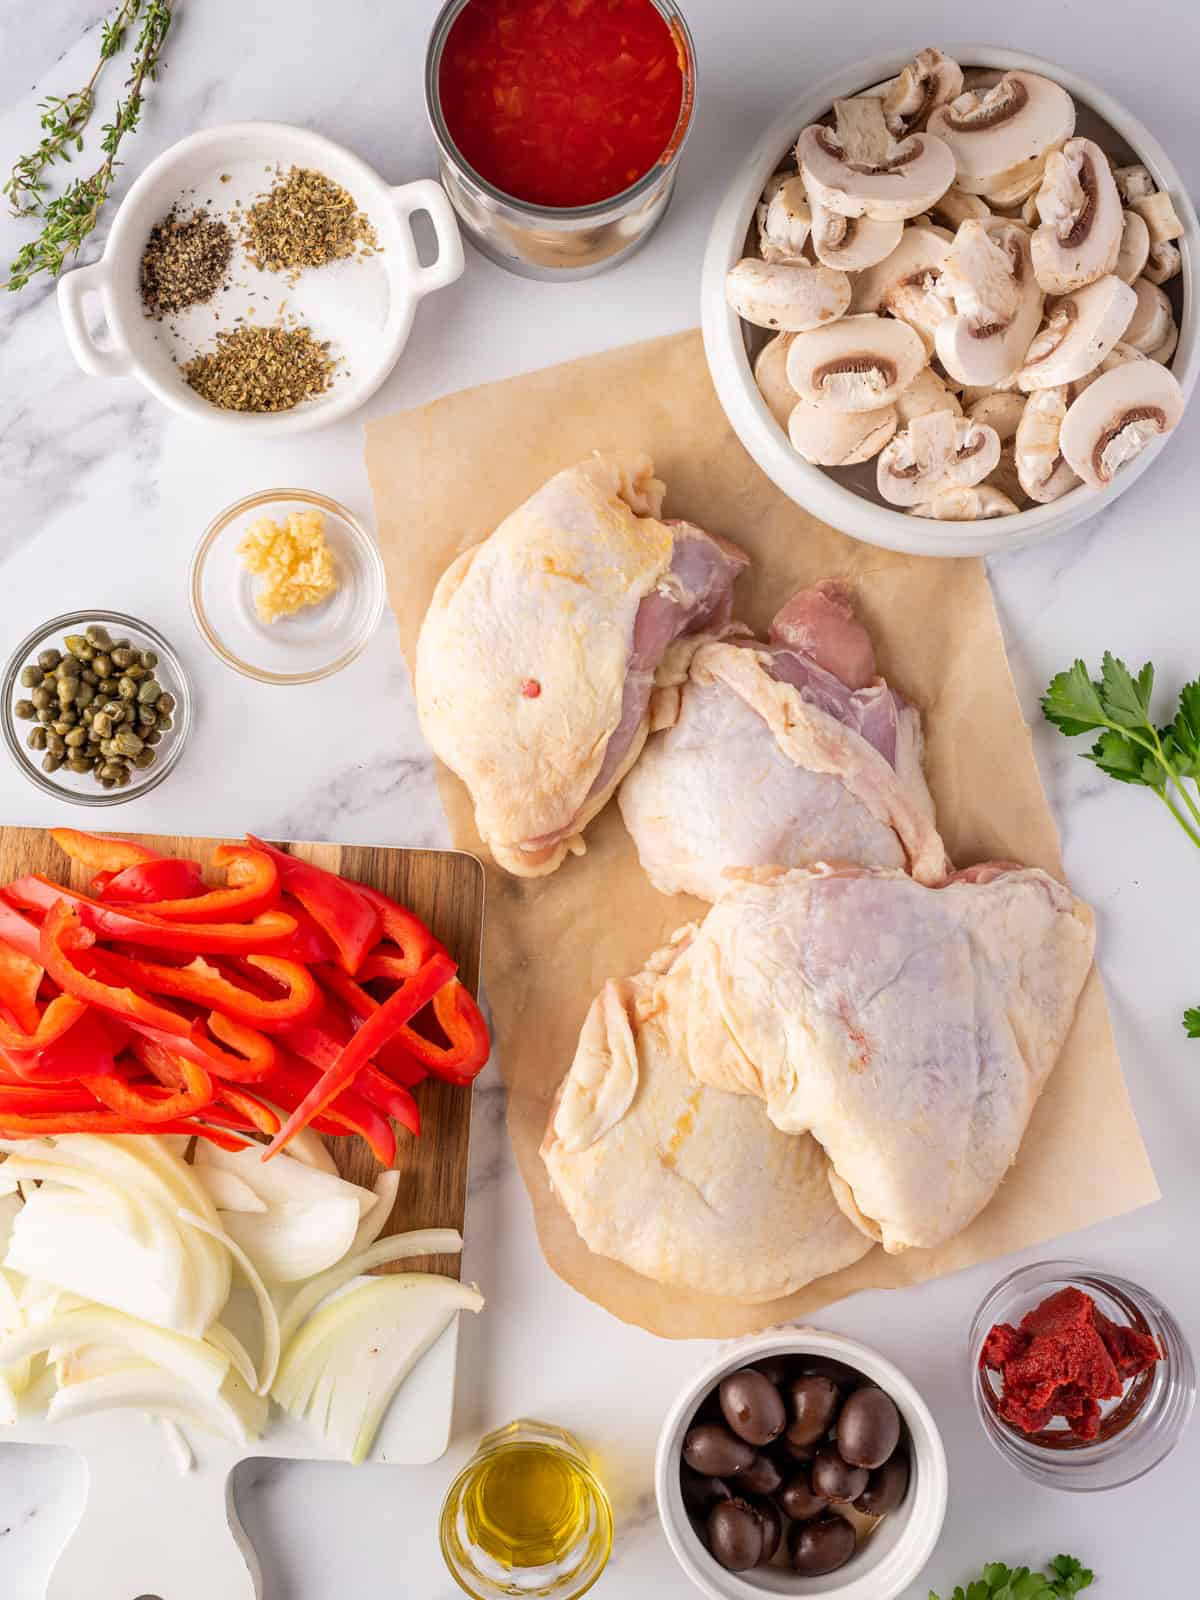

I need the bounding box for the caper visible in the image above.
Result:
[27,726,47,751]
[156,692,176,715]
[36,707,54,726]
[144,729,162,746]
[57,678,77,706]
[117,676,137,700]
[13,699,34,720]
[126,663,146,683]
[136,678,160,704]
[37,648,62,672]
[51,719,72,736]
[41,752,63,774]
[91,653,112,677]
[67,756,93,773]
[86,624,113,648]
[31,686,52,710]
[99,738,115,757]
[99,777,116,790]
[75,681,95,709]
[64,727,87,748]
[98,676,117,694]
[46,731,66,755]
[19,665,39,689]
[63,634,87,656]
[81,667,99,686]
[92,712,113,738]
[99,761,124,782]
[112,730,143,757]
[102,700,123,720]
[133,748,156,770]
[56,654,81,678]
[137,703,157,726]
[140,649,158,669]
[72,639,94,662]
[158,715,173,732]
[111,647,135,669]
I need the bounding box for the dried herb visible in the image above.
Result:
[182,324,335,413]
[242,166,377,274]
[140,208,232,318]
[5,0,174,292]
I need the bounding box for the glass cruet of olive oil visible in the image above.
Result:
[439,1419,613,1599]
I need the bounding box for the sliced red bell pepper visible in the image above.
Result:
[315,966,427,1088]
[0,899,43,965]
[246,838,379,974]
[0,941,42,1035]
[2,1009,124,1085]
[131,844,279,923]
[0,1084,104,1112]
[263,1052,399,1164]
[280,990,425,1100]
[264,951,454,1157]
[7,876,296,953]
[0,993,88,1052]
[125,1010,276,1085]
[215,1084,281,1136]
[88,1051,214,1123]
[94,949,318,1032]
[97,858,205,905]
[355,883,447,978]
[269,895,338,965]
[392,979,490,1086]
[49,828,160,873]
[0,1110,244,1146]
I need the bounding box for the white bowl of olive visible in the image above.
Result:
[3,612,191,805]
[655,1329,947,1600]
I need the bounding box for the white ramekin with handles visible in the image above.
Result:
[655,1328,948,1600]
[57,121,464,433]
[701,45,1197,558]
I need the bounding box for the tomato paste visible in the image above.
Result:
[439,0,687,208]
[982,1286,1161,1441]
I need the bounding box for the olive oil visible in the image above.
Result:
[440,1421,613,1599]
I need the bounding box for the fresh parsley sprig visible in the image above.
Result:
[930,1553,1094,1600]
[1043,652,1200,1033]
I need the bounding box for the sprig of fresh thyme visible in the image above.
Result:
[4,0,174,292]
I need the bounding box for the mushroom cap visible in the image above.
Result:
[726,257,852,332]
[759,174,813,262]
[966,389,1027,443]
[1015,384,1081,502]
[786,313,929,412]
[875,408,1001,505]
[935,220,1044,387]
[1120,277,1175,354]
[979,154,1052,209]
[1132,190,1184,246]
[909,484,1020,519]
[753,332,799,429]
[1030,139,1123,295]
[797,96,957,222]
[879,47,964,135]
[928,186,993,231]
[1016,274,1137,390]
[927,72,1075,194]
[1115,210,1151,285]
[787,397,899,465]
[808,194,904,271]
[1059,360,1185,488]
[1150,321,1180,365]
[849,222,954,350]
[895,366,963,425]
[1144,239,1182,285]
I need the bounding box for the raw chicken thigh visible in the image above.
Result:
[619,582,947,899]
[415,455,748,877]
[672,862,1095,1253]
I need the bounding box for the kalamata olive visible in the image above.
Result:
[680,1465,731,1513]
[753,1355,791,1387]
[854,1450,909,1515]
[798,1356,863,1388]
[789,1513,857,1576]
[811,1443,869,1504]
[778,1468,829,1521]
[734,1452,783,1497]
[719,1368,786,1446]
[787,1374,842,1447]
[779,1433,818,1462]
[707,1498,764,1572]
[749,1496,782,1562]
[836,1385,901,1469]
[683,1423,756,1477]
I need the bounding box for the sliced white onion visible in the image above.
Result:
[350,1172,400,1256]
[0,1306,228,1396]
[193,1169,268,1214]
[48,1365,266,1446]
[205,1321,260,1393]
[277,1229,463,1348]
[160,1416,195,1472]
[194,1142,375,1215]
[179,1209,280,1395]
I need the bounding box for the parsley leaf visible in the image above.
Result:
[1184,1008,1200,1038]
[929,1556,1094,1600]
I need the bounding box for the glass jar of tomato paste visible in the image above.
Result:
[424,0,697,279]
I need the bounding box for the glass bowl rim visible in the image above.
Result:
[189,487,387,686]
[2,608,192,807]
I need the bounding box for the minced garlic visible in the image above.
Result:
[238,509,339,623]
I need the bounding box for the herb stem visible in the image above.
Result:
[1156,786,1200,852]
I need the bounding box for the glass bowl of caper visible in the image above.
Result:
[3,611,191,805]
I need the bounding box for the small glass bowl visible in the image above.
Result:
[970,1259,1195,1492]
[2,610,191,806]
[190,488,386,684]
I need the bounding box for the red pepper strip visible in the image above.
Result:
[2,1009,124,1085]
[123,1011,276,1085]
[94,949,319,1032]
[133,844,280,924]
[393,979,490,1086]
[0,942,43,1035]
[88,1051,214,1123]
[270,896,338,965]
[97,858,206,905]
[315,966,427,1089]
[215,1085,280,1136]
[0,1084,104,1112]
[0,900,42,964]
[354,883,447,978]
[0,993,89,1052]
[246,837,380,974]
[0,1110,245,1140]
[279,992,425,1105]
[263,1053,399,1164]
[264,952,454,1157]
[49,828,160,873]
[6,876,297,953]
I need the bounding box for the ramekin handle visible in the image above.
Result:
[57,259,134,378]
[391,178,466,297]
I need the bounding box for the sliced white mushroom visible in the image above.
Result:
[1019,191,1040,227]
[1131,189,1184,246]
[1059,360,1185,488]
[1120,277,1176,355]
[909,485,1020,519]
[1144,239,1182,285]
[787,397,898,464]
[927,72,1075,196]
[1115,210,1150,285]
[786,313,928,412]
[758,175,813,262]
[1016,275,1137,390]
[935,219,1044,386]
[1111,164,1155,205]
[875,408,1000,505]
[849,222,954,350]
[979,156,1051,209]
[927,187,994,231]
[1030,138,1123,294]
[797,96,956,222]
[966,390,1028,505]
[1015,385,1081,502]
[894,366,963,425]
[725,257,851,331]
[1150,321,1180,365]
[807,191,904,270]
[878,47,964,135]
[753,333,798,429]
[960,373,1020,405]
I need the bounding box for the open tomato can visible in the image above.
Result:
[424,0,697,280]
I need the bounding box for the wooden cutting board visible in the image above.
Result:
[0,830,485,1600]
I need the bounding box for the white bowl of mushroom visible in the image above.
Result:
[701,45,1195,556]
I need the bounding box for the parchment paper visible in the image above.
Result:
[365,329,1160,1338]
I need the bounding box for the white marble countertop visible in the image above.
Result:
[1,2,1198,1595]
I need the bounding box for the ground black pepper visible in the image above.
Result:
[139,207,232,318]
